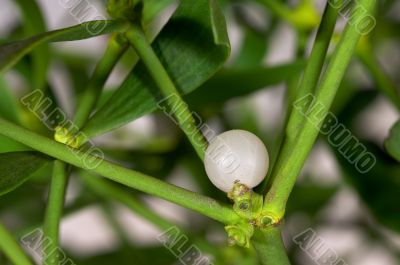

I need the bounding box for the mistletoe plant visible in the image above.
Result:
[0,0,399,265]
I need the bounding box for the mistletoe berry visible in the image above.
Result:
[204,130,269,192]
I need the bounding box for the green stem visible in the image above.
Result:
[252,226,290,265]
[263,0,376,219]
[0,222,33,265]
[262,1,339,193]
[74,34,128,128]
[80,171,219,256]
[357,47,400,110]
[43,161,69,265]
[286,2,339,137]
[43,35,127,265]
[125,24,208,160]
[0,118,239,225]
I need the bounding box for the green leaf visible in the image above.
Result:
[0,20,129,74]
[0,77,21,124]
[385,120,400,162]
[0,77,28,153]
[186,61,305,109]
[334,142,400,233]
[14,0,49,90]
[0,152,51,196]
[82,0,230,138]
[332,91,400,233]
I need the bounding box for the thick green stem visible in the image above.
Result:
[0,222,33,265]
[74,34,128,128]
[262,1,339,193]
[125,24,208,160]
[263,0,376,218]
[43,161,69,265]
[286,2,339,137]
[0,118,239,224]
[252,226,290,265]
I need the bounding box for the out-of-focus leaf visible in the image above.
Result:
[385,120,400,162]
[0,78,28,153]
[332,91,400,233]
[186,61,305,108]
[334,142,400,233]
[286,182,338,215]
[0,77,21,124]
[0,20,128,74]
[231,4,268,68]
[82,0,230,138]
[0,136,29,154]
[233,28,267,68]
[14,0,49,90]
[0,152,51,196]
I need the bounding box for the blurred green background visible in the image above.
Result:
[0,0,399,264]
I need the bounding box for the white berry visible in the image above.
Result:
[204,130,269,192]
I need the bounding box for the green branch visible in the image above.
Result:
[252,226,290,265]
[73,34,128,128]
[0,222,33,265]
[80,171,219,256]
[263,0,377,219]
[262,1,339,193]
[0,118,239,225]
[125,24,208,160]
[43,34,128,265]
[43,161,69,265]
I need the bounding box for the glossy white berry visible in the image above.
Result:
[204,130,269,192]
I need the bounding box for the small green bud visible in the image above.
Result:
[228,182,264,220]
[257,212,280,228]
[225,223,254,248]
[54,126,86,148]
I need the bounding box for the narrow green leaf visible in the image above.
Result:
[0,152,51,196]
[14,0,49,90]
[0,20,129,74]
[0,77,28,153]
[385,120,400,162]
[82,0,230,138]
[0,77,21,124]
